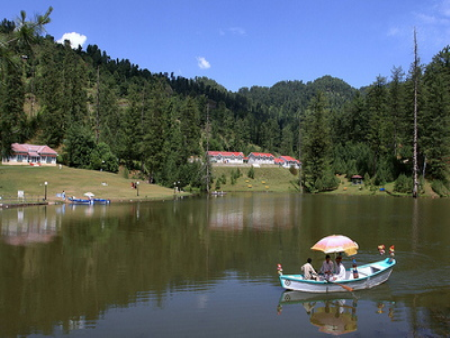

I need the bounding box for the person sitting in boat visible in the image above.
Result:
[333,256,346,281]
[301,258,318,280]
[319,255,334,280]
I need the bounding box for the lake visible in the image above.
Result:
[0,193,449,337]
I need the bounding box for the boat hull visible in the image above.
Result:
[279,258,395,293]
[68,198,92,205]
[92,198,111,204]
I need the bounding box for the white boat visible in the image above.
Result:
[278,258,396,293]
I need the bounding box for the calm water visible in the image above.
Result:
[0,193,449,337]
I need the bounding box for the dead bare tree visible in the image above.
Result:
[412,28,419,198]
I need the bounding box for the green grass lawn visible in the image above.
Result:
[211,166,300,192]
[0,165,178,202]
[211,166,437,197]
[0,165,437,204]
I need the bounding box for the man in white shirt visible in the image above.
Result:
[320,255,334,280]
[301,258,318,280]
[333,256,346,281]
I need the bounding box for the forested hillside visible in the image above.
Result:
[2,8,450,195]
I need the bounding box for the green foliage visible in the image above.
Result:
[289,165,298,176]
[230,168,242,185]
[247,166,255,179]
[123,166,129,179]
[63,124,96,168]
[315,177,323,192]
[364,172,371,187]
[301,92,332,192]
[431,179,450,197]
[322,170,339,191]
[89,142,119,173]
[394,173,413,193]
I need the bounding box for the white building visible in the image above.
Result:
[2,143,58,166]
[247,152,275,165]
[207,151,245,164]
[277,156,301,169]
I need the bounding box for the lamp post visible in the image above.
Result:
[136,181,139,197]
[44,181,48,201]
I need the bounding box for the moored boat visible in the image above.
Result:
[92,198,111,204]
[278,258,396,293]
[68,197,92,205]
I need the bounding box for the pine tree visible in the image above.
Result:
[36,39,65,147]
[422,46,450,180]
[301,92,333,192]
[0,7,52,156]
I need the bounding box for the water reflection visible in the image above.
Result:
[207,192,302,231]
[0,194,448,337]
[278,291,396,336]
[0,205,64,246]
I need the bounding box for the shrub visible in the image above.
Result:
[123,167,129,179]
[289,165,298,176]
[431,179,450,197]
[394,174,413,193]
[247,166,255,179]
[220,173,227,185]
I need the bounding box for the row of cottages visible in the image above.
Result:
[2,143,58,166]
[207,151,245,164]
[207,151,301,169]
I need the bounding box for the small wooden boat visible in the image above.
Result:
[278,258,396,293]
[92,198,111,204]
[68,197,92,205]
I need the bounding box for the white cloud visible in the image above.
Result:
[196,56,211,69]
[57,32,87,49]
[387,27,401,37]
[229,27,246,36]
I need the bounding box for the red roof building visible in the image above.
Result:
[278,156,301,169]
[207,151,245,164]
[2,143,58,166]
[247,152,275,165]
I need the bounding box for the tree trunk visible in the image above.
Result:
[412,28,419,198]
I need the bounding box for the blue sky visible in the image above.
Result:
[4,1,450,91]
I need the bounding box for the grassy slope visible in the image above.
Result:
[211,166,437,197]
[0,165,178,202]
[0,165,437,203]
[211,166,300,192]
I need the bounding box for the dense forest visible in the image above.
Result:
[2,8,450,195]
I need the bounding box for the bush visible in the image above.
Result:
[315,178,323,192]
[431,179,450,197]
[289,165,298,176]
[247,166,255,179]
[394,174,413,193]
[123,167,129,179]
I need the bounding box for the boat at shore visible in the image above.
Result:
[68,197,92,205]
[68,197,111,205]
[278,258,396,293]
[92,198,111,204]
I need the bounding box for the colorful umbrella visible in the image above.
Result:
[311,235,359,256]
